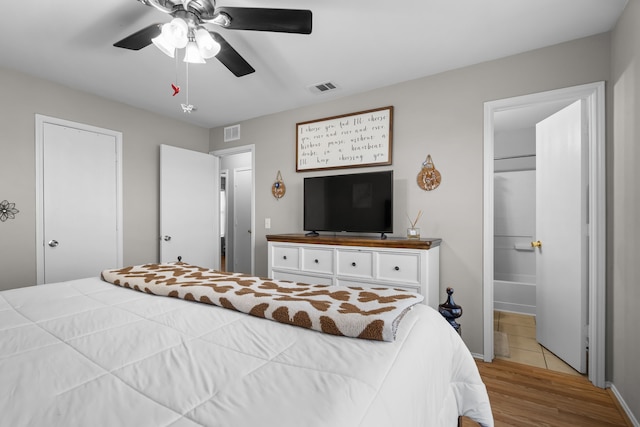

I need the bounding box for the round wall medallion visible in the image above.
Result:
[416,155,441,191]
[271,170,286,200]
[272,180,286,200]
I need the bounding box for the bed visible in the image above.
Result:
[0,263,493,427]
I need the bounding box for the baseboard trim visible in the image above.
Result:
[606,382,638,426]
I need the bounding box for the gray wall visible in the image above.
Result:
[611,0,640,421]
[0,67,210,290]
[210,33,611,358]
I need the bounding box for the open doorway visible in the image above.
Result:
[493,100,579,375]
[220,172,227,271]
[212,145,255,275]
[483,82,606,388]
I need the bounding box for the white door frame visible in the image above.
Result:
[483,82,606,387]
[211,145,255,274]
[35,114,123,284]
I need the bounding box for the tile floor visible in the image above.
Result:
[494,310,585,377]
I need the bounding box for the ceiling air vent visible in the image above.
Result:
[308,81,339,94]
[224,124,240,142]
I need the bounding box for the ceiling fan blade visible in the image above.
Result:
[215,7,312,34]
[113,24,162,50]
[211,32,255,77]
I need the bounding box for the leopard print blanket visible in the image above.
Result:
[101,262,424,342]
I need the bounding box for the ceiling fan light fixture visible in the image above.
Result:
[205,12,231,28]
[152,34,176,58]
[194,28,220,59]
[184,41,206,63]
[161,18,189,49]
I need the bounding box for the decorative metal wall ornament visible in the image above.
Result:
[416,154,441,191]
[0,200,19,222]
[271,170,286,200]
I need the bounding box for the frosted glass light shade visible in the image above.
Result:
[194,28,220,59]
[183,41,205,63]
[152,35,176,58]
[162,18,188,49]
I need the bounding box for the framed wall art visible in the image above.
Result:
[296,106,393,172]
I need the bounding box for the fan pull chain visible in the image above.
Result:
[181,62,195,113]
[171,55,180,97]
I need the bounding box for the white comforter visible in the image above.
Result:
[0,277,493,427]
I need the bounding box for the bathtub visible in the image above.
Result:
[494,278,536,315]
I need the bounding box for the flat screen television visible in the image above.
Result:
[303,170,393,238]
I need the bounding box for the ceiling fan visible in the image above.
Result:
[114,0,312,77]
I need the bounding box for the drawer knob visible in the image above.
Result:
[283,255,287,260]
[314,259,319,264]
[394,266,400,271]
[351,262,357,267]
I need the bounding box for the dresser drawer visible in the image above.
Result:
[377,252,421,284]
[271,245,299,270]
[301,247,334,274]
[271,270,333,286]
[336,249,373,278]
[336,278,421,294]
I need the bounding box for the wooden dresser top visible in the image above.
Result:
[266,234,442,250]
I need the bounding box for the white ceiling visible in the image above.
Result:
[0,0,627,129]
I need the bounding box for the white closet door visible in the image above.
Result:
[41,121,120,283]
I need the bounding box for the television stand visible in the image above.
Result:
[305,231,319,237]
[380,233,388,240]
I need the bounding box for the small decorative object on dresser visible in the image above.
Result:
[439,287,463,335]
[406,210,422,239]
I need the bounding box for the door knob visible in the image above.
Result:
[162,235,172,241]
[48,240,59,247]
[531,240,542,248]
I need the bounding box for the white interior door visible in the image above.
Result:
[160,145,219,269]
[535,100,588,373]
[233,167,252,274]
[40,120,121,283]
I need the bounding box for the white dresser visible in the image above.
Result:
[266,234,441,309]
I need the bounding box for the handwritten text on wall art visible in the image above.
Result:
[296,106,393,171]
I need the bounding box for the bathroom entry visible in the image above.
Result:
[493,99,588,374]
[485,82,606,387]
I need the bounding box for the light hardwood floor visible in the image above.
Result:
[460,311,632,426]
[461,358,632,426]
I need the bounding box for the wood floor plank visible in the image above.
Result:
[460,358,632,427]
